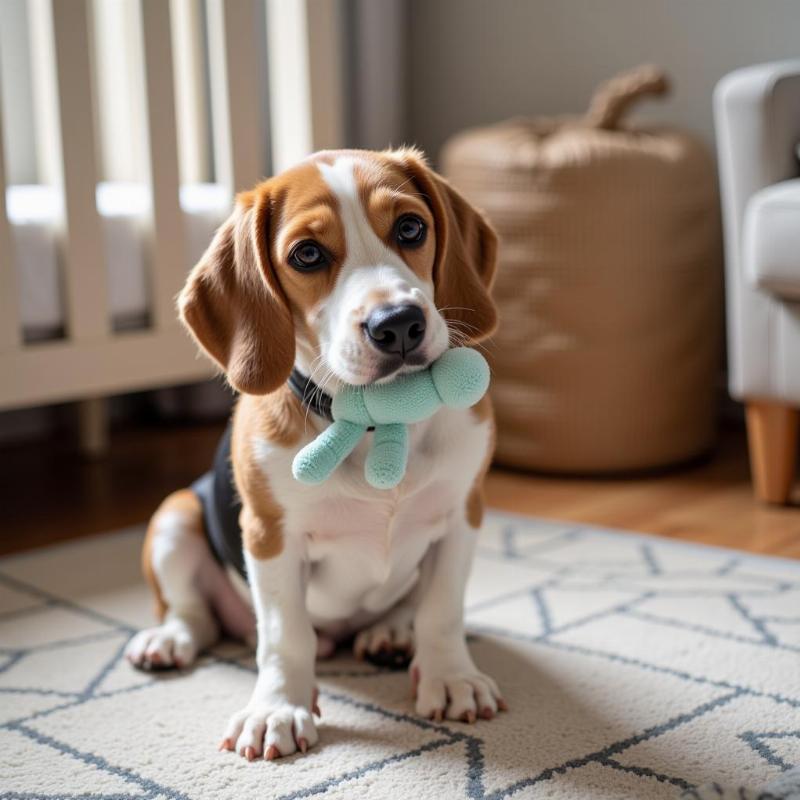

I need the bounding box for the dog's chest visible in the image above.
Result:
[300,480,450,625]
[254,407,490,625]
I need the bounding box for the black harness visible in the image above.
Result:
[192,371,334,579]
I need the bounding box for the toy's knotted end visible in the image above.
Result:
[431,347,490,409]
[331,385,373,426]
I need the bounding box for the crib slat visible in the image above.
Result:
[0,96,21,351]
[139,0,186,331]
[171,0,212,184]
[207,0,267,197]
[266,0,311,173]
[266,0,345,174]
[31,0,108,341]
[304,0,346,152]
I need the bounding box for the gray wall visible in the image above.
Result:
[407,0,800,164]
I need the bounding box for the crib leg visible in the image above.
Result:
[78,397,109,458]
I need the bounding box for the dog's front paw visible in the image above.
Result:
[220,690,320,760]
[412,657,506,723]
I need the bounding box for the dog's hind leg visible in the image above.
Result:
[126,489,252,669]
[353,585,419,669]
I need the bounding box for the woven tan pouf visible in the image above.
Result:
[442,65,723,473]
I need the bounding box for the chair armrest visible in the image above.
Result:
[745,179,800,300]
[714,61,800,271]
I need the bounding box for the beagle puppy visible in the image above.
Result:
[125,148,505,761]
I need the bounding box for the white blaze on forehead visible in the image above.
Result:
[317,157,412,276]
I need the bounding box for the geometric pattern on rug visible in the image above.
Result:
[1,512,798,799]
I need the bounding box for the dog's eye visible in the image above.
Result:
[289,241,328,272]
[394,214,426,248]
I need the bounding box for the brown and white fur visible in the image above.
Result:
[125,148,505,761]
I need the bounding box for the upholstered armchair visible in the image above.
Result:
[714,61,800,504]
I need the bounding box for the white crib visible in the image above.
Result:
[0,0,346,451]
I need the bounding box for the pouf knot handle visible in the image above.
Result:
[584,64,670,130]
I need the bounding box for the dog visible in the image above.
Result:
[125,147,505,761]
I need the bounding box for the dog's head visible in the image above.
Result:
[178,148,497,395]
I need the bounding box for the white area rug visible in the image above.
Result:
[2,513,800,799]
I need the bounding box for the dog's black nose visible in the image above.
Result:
[365,304,426,356]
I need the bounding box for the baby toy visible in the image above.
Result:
[292,347,490,490]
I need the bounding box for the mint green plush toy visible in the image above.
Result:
[292,347,490,490]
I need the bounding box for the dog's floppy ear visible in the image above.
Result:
[178,189,295,395]
[396,149,498,342]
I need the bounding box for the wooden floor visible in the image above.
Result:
[1,420,799,559]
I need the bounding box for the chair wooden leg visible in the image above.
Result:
[745,401,799,504]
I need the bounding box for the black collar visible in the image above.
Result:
[287,368,334,422]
